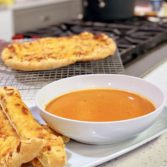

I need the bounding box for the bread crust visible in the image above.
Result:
[1,32,116,71]
[1,50,76,71]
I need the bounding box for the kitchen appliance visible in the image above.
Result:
[82,0,135,21]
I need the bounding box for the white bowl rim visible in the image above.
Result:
[35,74,166,124]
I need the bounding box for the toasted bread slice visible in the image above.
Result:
[1,32,116,71]
[31,126,70,167]
[0,87,66,167]
[0,106,44,167]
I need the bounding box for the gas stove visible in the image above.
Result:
[13,17,167,67]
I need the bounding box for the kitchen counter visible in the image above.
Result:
[100,60,167,167]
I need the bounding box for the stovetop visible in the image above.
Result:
[13,17,167,65]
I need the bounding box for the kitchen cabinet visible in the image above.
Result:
[0,0,82,41]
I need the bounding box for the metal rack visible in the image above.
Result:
[0,51,125,106]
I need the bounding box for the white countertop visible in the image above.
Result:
[144,61,167,101]
[101,60,167,167]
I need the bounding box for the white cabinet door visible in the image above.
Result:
[0,9,14,41]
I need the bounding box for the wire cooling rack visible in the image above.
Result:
[0,51,125,106]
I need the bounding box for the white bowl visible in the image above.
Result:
[36,74,165,145]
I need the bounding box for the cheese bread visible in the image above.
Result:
[1,32,116,71]
[0,87,66,167]
[0,106,44,167]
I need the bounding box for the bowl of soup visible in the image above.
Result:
[36,74,165,144]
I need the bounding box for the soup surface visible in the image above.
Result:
[46,89,155,122]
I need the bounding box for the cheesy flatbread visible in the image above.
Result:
[1,32,116,71]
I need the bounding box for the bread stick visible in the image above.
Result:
[0,87,66,167]
[0,106,43,167]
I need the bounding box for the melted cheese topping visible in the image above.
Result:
[7,32,112,61]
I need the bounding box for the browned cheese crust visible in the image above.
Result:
[0,106,44,167]
[1,32,116,71]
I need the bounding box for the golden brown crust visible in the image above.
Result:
[0,87,66,167]
[0,106,19,167]
[0,106,44,167]
[8,138,44,167]
[1,32,116,71]
[42,125,70,144]
[31,126,70,167]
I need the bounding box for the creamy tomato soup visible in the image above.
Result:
[45,89,155,122]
